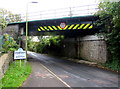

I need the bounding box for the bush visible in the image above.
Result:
[27,37,37,52]
[1,33,19,53]
[96,1,120,71]
[28,36,64,54]
[105,60,120,71]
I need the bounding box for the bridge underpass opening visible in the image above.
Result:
[7,15,100,56]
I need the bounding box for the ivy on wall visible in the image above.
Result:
[96,1,120,71]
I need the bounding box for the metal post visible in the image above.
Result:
[26,3,28,61]
[25,1,38,61]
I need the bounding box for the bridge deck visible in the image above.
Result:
[8,15,99,37]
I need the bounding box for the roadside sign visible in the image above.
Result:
[60,22,66,29]
[14,48,26,59]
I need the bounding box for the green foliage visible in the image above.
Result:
[1,60,32,88]
[7,13,22,23]
[1,33,19,53]
[0,8,22,23]
[105,60,120,71]
[27,37,37,52]
[0,8,8,30]
[0,8,22,34]
[28,36,64,54]
[96,1,120,71]
[36,42,47,53]
[49,36,64,46]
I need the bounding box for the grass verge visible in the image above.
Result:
[104,60,120,72]
[1,60,32,88]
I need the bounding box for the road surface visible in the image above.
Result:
[23,51,119,88]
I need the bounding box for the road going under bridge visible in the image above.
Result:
[7,9,119,88]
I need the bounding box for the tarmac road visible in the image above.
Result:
[22,51,119,88]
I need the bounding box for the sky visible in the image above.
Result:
[0,0,99,14]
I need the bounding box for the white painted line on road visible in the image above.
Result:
[40,63,73,89]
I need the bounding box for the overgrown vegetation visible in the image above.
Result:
[96,0,120,71]
[28,35,64,54]
[28,37,38,52]
[1,33,19,53]
[0,8,21,53]
[1,60,32,88]
[0,8,31,88]
[0,8,22,34]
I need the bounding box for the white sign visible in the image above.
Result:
[14,48,26,59]
[60,22,66,29]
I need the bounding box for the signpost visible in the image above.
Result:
[14,48,26,67]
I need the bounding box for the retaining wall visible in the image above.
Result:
[62,35,107,63]
[79,35,107,63]
[0,52,13,79]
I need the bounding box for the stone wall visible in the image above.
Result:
[62,35,107,63]
[0,52,13,79]
[79,35,107,63]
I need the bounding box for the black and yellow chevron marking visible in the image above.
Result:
[38,24,93,31]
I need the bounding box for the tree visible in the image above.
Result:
[96,0,120,70]
[6,13,22,23]
[0,8,22,34]
[0,9,8,31]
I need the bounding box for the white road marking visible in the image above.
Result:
[40,63,73,89]
[28,52,72,88]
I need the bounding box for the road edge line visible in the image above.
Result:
[40,63,73,89]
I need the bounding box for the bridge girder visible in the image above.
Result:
[8,15,99,37]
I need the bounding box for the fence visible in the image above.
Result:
[21,4,99,21]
